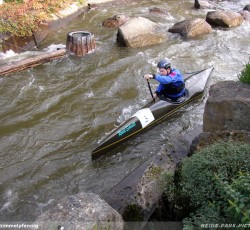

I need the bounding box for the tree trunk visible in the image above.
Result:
[66,31,96,56]
[0,49,66,77]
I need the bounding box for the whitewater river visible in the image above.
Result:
[0,0,249,221]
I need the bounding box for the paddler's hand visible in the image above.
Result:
[144,74,153,80]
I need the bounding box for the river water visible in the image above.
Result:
[0,0,249,222]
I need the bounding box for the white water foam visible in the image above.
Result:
[42,44,66,52]
[0,189,18,214]
[0,50,16,59]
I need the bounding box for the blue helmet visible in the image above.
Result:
[157,59,171,69]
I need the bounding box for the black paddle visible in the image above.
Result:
[147,79,155,103]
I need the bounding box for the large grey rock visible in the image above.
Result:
[168,18,212,38]
[149,7,170,16]
[117,17,167,48]
[203,81,250,132]
[35,193,124,230]
[206,10,243,27]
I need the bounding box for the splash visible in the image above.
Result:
[0,50,16,59]
[42,44,66,52]
[0,189,18,214]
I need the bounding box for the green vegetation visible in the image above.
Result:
[238,62,250,84]
[163,141,250,228]
[0,0,86,37]
[145,165,164,180]
[216,171,250,223]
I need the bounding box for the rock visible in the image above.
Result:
[203,81,250,132]
[117,17,167,48]
[243,4,250,12]
[87,3,98,11]
[189,131,250,156]
[35,192,124,230]
[102,15,130,28]
[103,126,202,223]
[239,10,250,22]
[194,0,212,9]
[149,7,170,15]
[168,18,212,38]
[206,10,243,27]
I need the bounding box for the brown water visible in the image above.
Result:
[0,0,249,222]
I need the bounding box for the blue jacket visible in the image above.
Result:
[153,68,185,99]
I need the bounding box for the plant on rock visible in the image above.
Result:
[162,141,250,228]
[238,62,250,84]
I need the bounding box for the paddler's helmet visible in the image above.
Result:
[157,59,171,70]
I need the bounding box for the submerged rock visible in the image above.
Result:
[102,14,130,28]
[149,7,170,16]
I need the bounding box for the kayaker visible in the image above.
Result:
[144,59,185,100]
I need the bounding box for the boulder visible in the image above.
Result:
[194,0,212,9]
[102,15,130,28]
[117,17,167,48]
[35,192,124,230]
[206,10,243,27]
[243,4,250,12]
[203,81,250,132]
[239,10,250,22]
[168,18,212,38]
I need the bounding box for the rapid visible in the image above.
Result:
[0,0,249,221]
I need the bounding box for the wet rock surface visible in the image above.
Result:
[206,10,243,27]
[102,14,130,28]
[35,192,124,230]
[190,130,250,156]
[117,16,167,48]
[103,126,202,223]
[168,18,212,38]
[203,81,250,132]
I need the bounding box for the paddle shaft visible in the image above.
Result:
[147,79,155,102]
